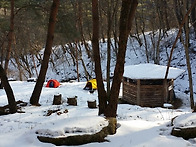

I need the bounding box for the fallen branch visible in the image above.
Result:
[0,100,27,115]
[44,109,68,116]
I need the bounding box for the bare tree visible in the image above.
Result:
[104,0,138,117]
[92,0,107,115]
[92,0,138,117]
[182,0,194,109]
[30,0,60,105]
[165,0,196,109]
[105,0,121,97]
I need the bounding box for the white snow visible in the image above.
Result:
[1,28,196,147]
[0,81,195,147]
[124,63,185,80]
[172,113,196,128]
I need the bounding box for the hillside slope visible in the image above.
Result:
[8,29,196,104]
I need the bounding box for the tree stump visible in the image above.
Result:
[87,100,97,108]
[67,96,77,106]
[53,94,62,105]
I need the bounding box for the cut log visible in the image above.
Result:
[53,94,62,105]
[37,117,117,146]
[87,100,97,108]
[171,127,196,140]
[67,96,77,106]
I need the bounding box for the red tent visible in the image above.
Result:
[46,79,60,88]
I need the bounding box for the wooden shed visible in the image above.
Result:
[122,64,184,107]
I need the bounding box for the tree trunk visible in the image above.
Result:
[191,0,196,37]
[30,0,60,105]
[107,0,112,98]
[92,0,138,117]
[141,29,149,63]
[183,0,194,109]
[0,41,5,65]
[0,65,17,113]
[92,0,107,115]
[99,2,106,43]
[155,29,161,65]
[4,0,14,74]
[173,0,183,27]
[79,56,91,81]
[14,56,23,81]
[0,41,5,89]
[32,54,39,78]
[75,43,80,82]
[76,1,91,58]
[104,0,138,117]
[163,0,170,31]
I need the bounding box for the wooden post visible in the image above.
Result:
[53,94,62,105]
[137,79,141,105]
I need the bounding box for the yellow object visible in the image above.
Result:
[84,79,97,90]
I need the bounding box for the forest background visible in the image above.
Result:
[1,0,195,81]
[0,0,196,144]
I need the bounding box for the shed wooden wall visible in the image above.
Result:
[122,77,166,107]
[123,80,137,105]
[140,85,164,107]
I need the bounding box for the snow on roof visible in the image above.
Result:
[123,63,185,80]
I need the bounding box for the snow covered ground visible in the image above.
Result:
[0,81,195,147]
[1,29,196,146]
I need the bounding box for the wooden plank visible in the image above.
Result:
[123,95,136,100]
[140,95,164,107]
[123,85,136,91]
[123,91,137,98]
[122,81,137,105]
[140,91,163,96]
[123,87,137,104]
[124,81,136,85]
[140,85,163,89]
[123,79,166,107]
[123,83,137,89]
[123,96,137,105]
[140,94,164,107]
[123,87,136,94]
[123,92,137,99]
